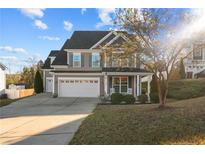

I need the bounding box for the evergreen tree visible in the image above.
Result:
[34,70,43,93]
[150,74,158,93]
[179,58,186,79]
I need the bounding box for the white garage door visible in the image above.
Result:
[46,78,53,92]
[58,77,100,97]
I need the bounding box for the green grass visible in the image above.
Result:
[70,96,205,145]
[0,98,18,107]
[168,79,205,100]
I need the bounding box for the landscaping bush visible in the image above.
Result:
[123,94,135,104]
[138,94,148,103]
[150,93,159,103]
[0,94,8,99]
[111,93,124,104]
[53,93,58,98]
[34,70,43,94]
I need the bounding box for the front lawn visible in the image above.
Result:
[70,96,205,144]
[168,79,205,100]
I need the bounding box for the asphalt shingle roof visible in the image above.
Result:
[51,50,67,65]
[62,31,110,49]
[42,50,59,69]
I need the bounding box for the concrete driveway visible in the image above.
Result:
[0,93,99,145]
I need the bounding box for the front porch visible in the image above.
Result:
[102,68,153,101]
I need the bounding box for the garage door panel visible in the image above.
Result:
[58,77,100,97]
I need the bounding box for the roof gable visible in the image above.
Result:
[0,62,6,70]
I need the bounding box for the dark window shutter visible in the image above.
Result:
[81,53,84,67]
[69,52,73,67]
[89,53,92,67]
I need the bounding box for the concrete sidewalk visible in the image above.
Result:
[0,93,98,145]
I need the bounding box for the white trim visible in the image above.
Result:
[52,75,55,94]
[50,72,103,76]
[90,31,114,49]
[134,76,136,97]
[58,77,100,97]
[137,75,140,96]
[104,52,107,67]
[64,49,102,53]
[51,65,68,68]
[104,72,153,76]
[106,35,120,46]
[104,32,129,47]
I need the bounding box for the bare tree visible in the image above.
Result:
[104,8,204,107]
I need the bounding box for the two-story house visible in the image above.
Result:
[184,42,205,78]
[42,31,153,98]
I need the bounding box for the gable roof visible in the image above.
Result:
[48,50,59,57]
[42,50,60,69]
[43,30,130,68]
[62,31,110,49]
[0,62,6,70]
[51,50,67,65]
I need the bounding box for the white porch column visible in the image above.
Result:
[104,75,108,96]
[147,80,151,102]
[133,76,136,97]
[104,52,107,67]
[137,75,140,96]
[52,75,55,94]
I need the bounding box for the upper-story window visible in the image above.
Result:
[111,53,129,67]
[73,53,81,67]
[193,44,203,60]
[92,53,100,67]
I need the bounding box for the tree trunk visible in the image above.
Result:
[156,78,167,108]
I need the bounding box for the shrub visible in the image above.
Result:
[34,70,43,94]
[150,93,159,103]
[0,94,8,99]
[52,93,58,98]
[123,94,135,104]
[111,93,124,104]
[138,94,148,104]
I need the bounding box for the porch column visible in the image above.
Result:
[104,52,107,67]
[104,75,108,96]
[52,75,55,94]
[133,76,136,97]
[147,79,151,102]
[137,75,140,96]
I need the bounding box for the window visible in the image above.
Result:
[92,53,100,67]
[73,53,81,67]
[112,77,128,93]
[193,44,203,60]
[112,53,120,67]
[111,53,130,67]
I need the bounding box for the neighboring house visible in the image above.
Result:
[184,42,205,78]
[42,31,153,98]
[0,62,6,94]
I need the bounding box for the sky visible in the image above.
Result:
[0,8,204,74]
[0,8,115,73]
